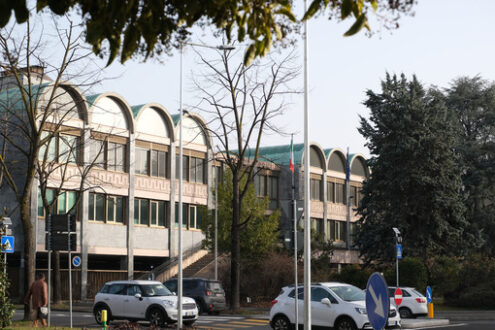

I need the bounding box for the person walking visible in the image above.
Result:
[24,272,48,327]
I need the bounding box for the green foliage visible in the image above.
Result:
[356,74,469,263]
[334,265,372,289]
[429,256,461,296]
[311,231,335,281]
[383,257,427,290]
[201,169,279,260]
[446,77,495,255]
[0,220,15,328]
[1,1,415,65]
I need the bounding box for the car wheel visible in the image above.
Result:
[399,307,413,319]
[272,315,292,330]
[183,320,196,326]
[94,305,111,325]
[335,317,357,330]
[148,307,166,326]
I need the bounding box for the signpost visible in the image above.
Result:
[365,272,390,330]
[72,256,81,268]
[396,244,402,259]
[394,287,403,306]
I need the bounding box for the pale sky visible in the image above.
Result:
[91,0,495,157]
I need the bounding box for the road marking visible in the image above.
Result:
[229,321,269,325]
[245,319,269,323]
[414,324,467,329]
[196,326,234,330]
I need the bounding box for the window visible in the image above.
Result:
[174,202,201,230]
[335,183,345,204]
[90,138,126,172]
[37,189,78,218]
[350,186,360,207]
[311,179,321,201]
[89,193,124,223]
[268,176,279,209]
[39,131,80,164]
[135,198,168,227]
[135,147,149,175]
[327,182,335,202]
[311,287,337,304]
[255,175,266,197]
[328,220,346,242]
[311,218,324,235]
[350,222,357,245]
[151,150,167,178]
[176,155,205,183]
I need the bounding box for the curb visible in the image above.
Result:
[401,319,450,329]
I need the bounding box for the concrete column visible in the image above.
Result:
[169,142,177,257]
[127,134,135,279]
[80,128,90,300]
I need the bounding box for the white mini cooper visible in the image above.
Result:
[93,280,198,326]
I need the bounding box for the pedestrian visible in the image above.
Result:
[24,272,48,327]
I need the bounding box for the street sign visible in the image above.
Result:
[366,272,390,330]
[394,287,403,306]
[1,236,14,253]
[396,244,402,259]
[72,256,81,268]
[426,286,432,304]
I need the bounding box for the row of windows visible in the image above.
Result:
[254,174,279,209]
[91,140,126,172]
[37,189,78,218]
[134,198,168,227]
[135,148,168,177]
[310,180,361,206]
[174,203,202,230]
[39,132,79,164]
[88,193,125,223]
[175,156,206,184]
[311,218,358,244]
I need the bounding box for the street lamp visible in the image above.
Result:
[392,227,402,288]
[178,41,234,329]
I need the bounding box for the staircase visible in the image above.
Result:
[183,253,215,277]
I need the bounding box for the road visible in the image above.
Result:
[14,311,495,329]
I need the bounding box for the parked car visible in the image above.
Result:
[93,280,198,326]
[270,282,401,330]
[164,277,227,314]
[388,287,428,318]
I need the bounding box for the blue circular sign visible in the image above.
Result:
[366,272,390,330]
[426,286,432,304]
[72,256,81,268]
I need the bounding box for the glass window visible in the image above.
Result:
[158,201,166,227]
[196,158,204,183]
[59,135,79,164]
[152,150,167,178]
[190,157,197,182]
[311,179,321,201]
[255,175,266,197]
[183,155,189,181]
[57,191,67,214]
[189,205,197,229]
[134,199,139,224]
[336,183,345,204]
[67,191,77,217]
[140,199,149,225]
[108,142,125,172]
[151,201,158,226]
[135,147,149,175]
[89,193,95,220]
[90,139,106,168]
[116,196,124,223]
[327,182,335,202]
[108,197,115,222]
[108,284,126,295]
[95,194,105,221]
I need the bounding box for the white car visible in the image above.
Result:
[270,282,401,330]
[93,280,198,326]
[388,287,428,318]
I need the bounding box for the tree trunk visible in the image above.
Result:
[20,196,35,321]
[54,251,62,304]
[230,172,241,311]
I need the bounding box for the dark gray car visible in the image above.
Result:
[164,278,227,314]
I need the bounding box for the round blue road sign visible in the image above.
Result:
[426,286,432,304]
[366,272,390,330]
[72,255,81,268]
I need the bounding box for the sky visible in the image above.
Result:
[81,1,495,157]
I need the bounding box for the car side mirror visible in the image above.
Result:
[321,298,331,307]
[173,292,177,296]
[135,293,142,300]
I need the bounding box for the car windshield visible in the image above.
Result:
[140,284,173,297]
[329,285,365,302]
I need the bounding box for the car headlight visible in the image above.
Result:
[355,307,367,314]
[163,300,176,307]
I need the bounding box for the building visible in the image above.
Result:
[0,69,369,299]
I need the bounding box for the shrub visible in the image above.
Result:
[429,256,460,296]
[334,265,372,289]
[383,257,427,289]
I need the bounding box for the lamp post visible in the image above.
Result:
[178,41,234,329]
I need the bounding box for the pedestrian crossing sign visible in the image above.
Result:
[1,236,14,253]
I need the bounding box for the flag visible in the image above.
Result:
[346,147,350,182]
[289,136,294,173]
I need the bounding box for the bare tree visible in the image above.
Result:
[0,16,106,318]
[193,48,299,310]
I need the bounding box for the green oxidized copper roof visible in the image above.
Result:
[0,83,50,112]
[171,114,180,125]
[130,104,145,118]
[244,143,305,166]
[85,93,102,108]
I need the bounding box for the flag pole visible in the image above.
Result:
[291,135,298,328]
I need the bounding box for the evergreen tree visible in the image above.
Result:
[355,74,469,264]
[446,76,495,255]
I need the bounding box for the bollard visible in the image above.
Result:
[428,303,434,319]
[102,309,107,329]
